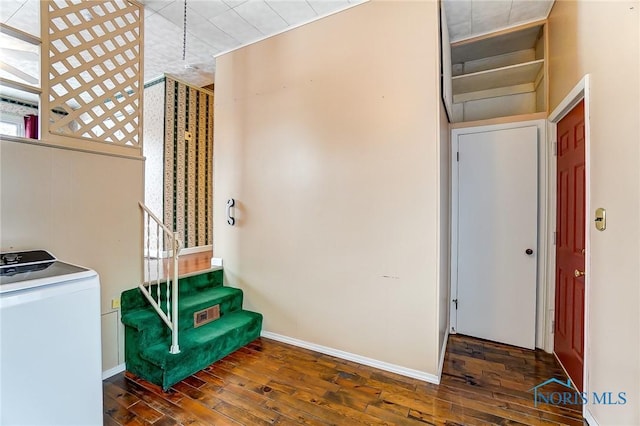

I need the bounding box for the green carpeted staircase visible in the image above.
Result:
[121,269,262,390]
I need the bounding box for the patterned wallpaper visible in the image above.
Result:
[0,98,72,137]
[0,98,38,118]
[0,99,37,137]
[163,77,213,249]
[143,81,165,221]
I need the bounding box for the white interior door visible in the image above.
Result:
[456,126,538,349]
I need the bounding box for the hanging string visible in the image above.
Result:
[182,0,187,61]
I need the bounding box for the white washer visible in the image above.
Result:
[0,250,103,426]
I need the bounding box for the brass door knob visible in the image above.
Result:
[574,269,585,278]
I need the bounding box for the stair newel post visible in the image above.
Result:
[170,232,181,354]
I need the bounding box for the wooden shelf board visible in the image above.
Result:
[450,112,548,128]
[453,82,535,104]
[452,59,544,96]
[451,22,543,63]
[452,49,535,77]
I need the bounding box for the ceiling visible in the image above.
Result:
[0,0,554,90]
[443,0,554,42]
[142,0,364,86]
[143,0,554,86]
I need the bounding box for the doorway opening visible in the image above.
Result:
[449,75,592,398]
[547,75,592,397]
[450,119,548,349]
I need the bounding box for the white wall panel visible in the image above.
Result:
[0,140,143,372]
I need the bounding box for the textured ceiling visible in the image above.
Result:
[443,0,554,42]
[0,0,554,90]
[0,0,40,36]
[142,0,364,87]
[0,0,364,88]
[146,0,554,86]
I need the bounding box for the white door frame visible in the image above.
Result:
[450,119,548,348]
[546,75,592,417]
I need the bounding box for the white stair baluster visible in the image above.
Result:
[138,202,181,354]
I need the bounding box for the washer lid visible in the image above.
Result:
[0,250,56,267]
[0,250,96,293]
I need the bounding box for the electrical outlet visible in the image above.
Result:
[111,298,121,309]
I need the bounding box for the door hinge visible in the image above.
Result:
[553,231,557,245]
[553,141,557,156]
[456,152,459,162]
[452,299,458,309]
[551,319,555,334]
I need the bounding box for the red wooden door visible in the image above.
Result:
[555,100,586,391]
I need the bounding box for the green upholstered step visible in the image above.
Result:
[121,269,224,312]
[122,286,243,333]
[171,269,224,293]
[134,310,263,390]
[123,310,169,346]
[122,268,263,391]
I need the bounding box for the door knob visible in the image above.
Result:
[574,269,585,278]
[525,249,534,255]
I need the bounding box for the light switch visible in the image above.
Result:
[595,208,606,231]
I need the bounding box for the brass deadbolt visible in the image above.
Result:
[595,208,606,231]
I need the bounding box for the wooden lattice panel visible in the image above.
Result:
[47,0,142,146]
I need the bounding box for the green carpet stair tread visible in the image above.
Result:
[122,286,244,332]
[141,310,262,366]
[122,268,263,391]
[122,308,160,329]
[121,269,224,312]
[139,310,263,389]
[179,286,242,313]
[172,269,224,293]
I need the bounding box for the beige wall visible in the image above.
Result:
[0,140,143,372]
[214,0,444,376]
[548,1,639,424]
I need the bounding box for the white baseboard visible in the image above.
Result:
[260,331,440,384]
[584,408,599,426]
[102,363,126,380]
[438,329,450,380]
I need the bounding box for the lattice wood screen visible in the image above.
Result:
[46,0,142,147]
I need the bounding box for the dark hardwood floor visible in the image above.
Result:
[104,334,584,425]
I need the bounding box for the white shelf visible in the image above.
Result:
[451,24,542,63]
[452,59,544,96]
